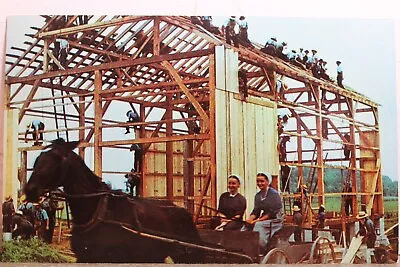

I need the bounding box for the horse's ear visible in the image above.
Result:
[65,140,80,151]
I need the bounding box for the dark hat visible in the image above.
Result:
[319,58,323,62]
[282,41,287,45]
[230,16,236,19]
[336,60,341,64]
[271,37,277,41]
[312,49,317,53]
[304,50,309,53]
[239,16,245,20]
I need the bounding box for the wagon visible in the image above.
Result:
[122,224,337,264]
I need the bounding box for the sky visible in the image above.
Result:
[1,1,399,189]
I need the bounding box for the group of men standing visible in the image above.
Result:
[2,194,58,244]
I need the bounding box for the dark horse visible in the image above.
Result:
[24,139,204,263]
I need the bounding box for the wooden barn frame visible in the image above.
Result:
[4,16,384,237]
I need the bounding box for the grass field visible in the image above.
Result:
[321,196,398,213]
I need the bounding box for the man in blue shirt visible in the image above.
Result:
[336,61,344,88]
[125,110,141,134]
[25,120,45,146]
[34,203,49,242]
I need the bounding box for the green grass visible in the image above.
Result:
[321,196,398,213]
[0,238,72,263]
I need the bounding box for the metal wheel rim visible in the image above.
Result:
[309,236,336,263]
[261,248,290,264]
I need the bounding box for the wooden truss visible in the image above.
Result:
[5,16,383,229]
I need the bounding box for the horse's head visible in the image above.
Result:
[24,139,80,202]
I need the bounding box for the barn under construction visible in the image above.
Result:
[4,16,386,245]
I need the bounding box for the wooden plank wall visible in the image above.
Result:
[143,132,211,211]
[215,46,279,217]
[360,130,383,215]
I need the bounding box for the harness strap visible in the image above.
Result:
[72,194,109,233]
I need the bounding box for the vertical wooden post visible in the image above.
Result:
[139,104,146,196]
[94,71,102,177]
[297,118,303,185]
[166,92,173,199]
[315,86,324,205]
[209,49,217,211]
[349,123,358,215]
[4,109,19,208]
[78,95,85,159]
[19,151,27,187]
[184,140,194,214]
[153,17,160,56]
[43,38,49,72]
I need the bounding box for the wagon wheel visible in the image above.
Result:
[261,248,290,264]
[309,236,336,263]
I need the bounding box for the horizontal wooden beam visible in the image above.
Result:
[6,48,214,84]
[37,16,153,38]
[100,77,208,95]
[101,133,210,147]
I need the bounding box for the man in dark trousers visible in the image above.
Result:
[280,165,291,192]
[125,168,141,197]
[130,143,143,173]
[40,193,58,244]
[12,210,34,240]
[2,196,15,233]
[336,61,344,88]
[125,109,141,134]
[343,182,353,216]
[343,133,351,160]
[293,205,303,242]
[225,16,239,48]
[278,135,290,162]
[25,120,45,146]
[321,104,329,139]
[356,211,376,248]
[34,203,49,242]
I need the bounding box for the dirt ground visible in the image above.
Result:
[50,223,76,262]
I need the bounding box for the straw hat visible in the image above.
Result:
[15,210,23,216]
[5,195,12,202]
[20,194,27,203]
[293,205,300,212]
[356,211,368,219]
[319,204,325,210]
[301,184,308,190]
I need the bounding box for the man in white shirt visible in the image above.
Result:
[336,61,344,88]
[224,16,239,48]
[261,37,277,56]
[238,16,253,48]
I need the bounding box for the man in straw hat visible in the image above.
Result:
[356,211,376,249]
[293,205,303,242]
[2,196,15,233]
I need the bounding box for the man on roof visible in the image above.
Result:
[336,60,344,88]
[261,37,277,56]
[224,16,239,48]
[238,16,253,48]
